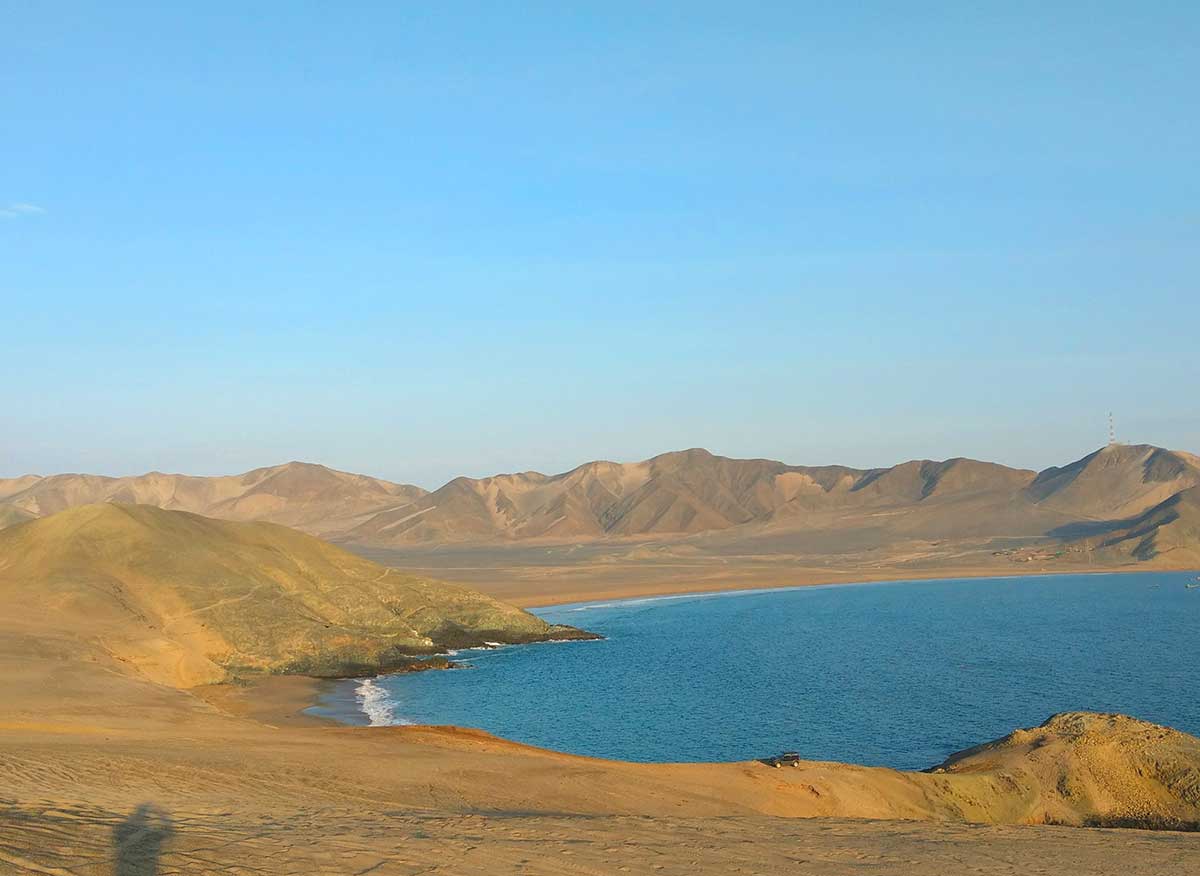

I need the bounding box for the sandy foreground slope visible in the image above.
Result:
[2,634,1199,875]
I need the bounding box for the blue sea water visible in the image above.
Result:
[312,572,1200,769]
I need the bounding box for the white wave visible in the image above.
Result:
[564,591,738,612]
[355,677,409,727]
[557,582,880,613]
[529,636,603,645]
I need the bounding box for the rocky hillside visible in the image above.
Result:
[1026,445,1200,518]
[0,504,590,687]
[346,451,1058,545]
[1090,485,1200,567]
[935,712,1200,829]
[341,444,1200,549]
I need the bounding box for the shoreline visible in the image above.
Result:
[194,675,338,727]
[6,587,1200,871]
[239,567,1198,734]
[511,563,1176,609]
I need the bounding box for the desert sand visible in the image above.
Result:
[1,505,1198,874]
[3,653,1199,875]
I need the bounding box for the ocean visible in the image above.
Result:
[310,572,1200,769]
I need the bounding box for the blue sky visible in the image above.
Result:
[3,3,1197,487]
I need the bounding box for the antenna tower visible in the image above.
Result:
[1108,412,1116,446]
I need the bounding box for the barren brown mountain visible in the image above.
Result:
[346,451,1067,545]
[6,445,1198,545]
[1027,445,1200,518]
[1090,484,1200,567]
[0,460,427,538]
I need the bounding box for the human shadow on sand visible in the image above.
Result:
[112,803,174,876]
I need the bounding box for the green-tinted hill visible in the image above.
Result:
[0,504,34,528]
[0,504,591,687]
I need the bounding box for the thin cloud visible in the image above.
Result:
[1,203,47,220]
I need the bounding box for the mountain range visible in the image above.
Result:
[3,443,1200,568]
[0,461,424,536]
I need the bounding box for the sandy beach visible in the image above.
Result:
[352,542,1157,608]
